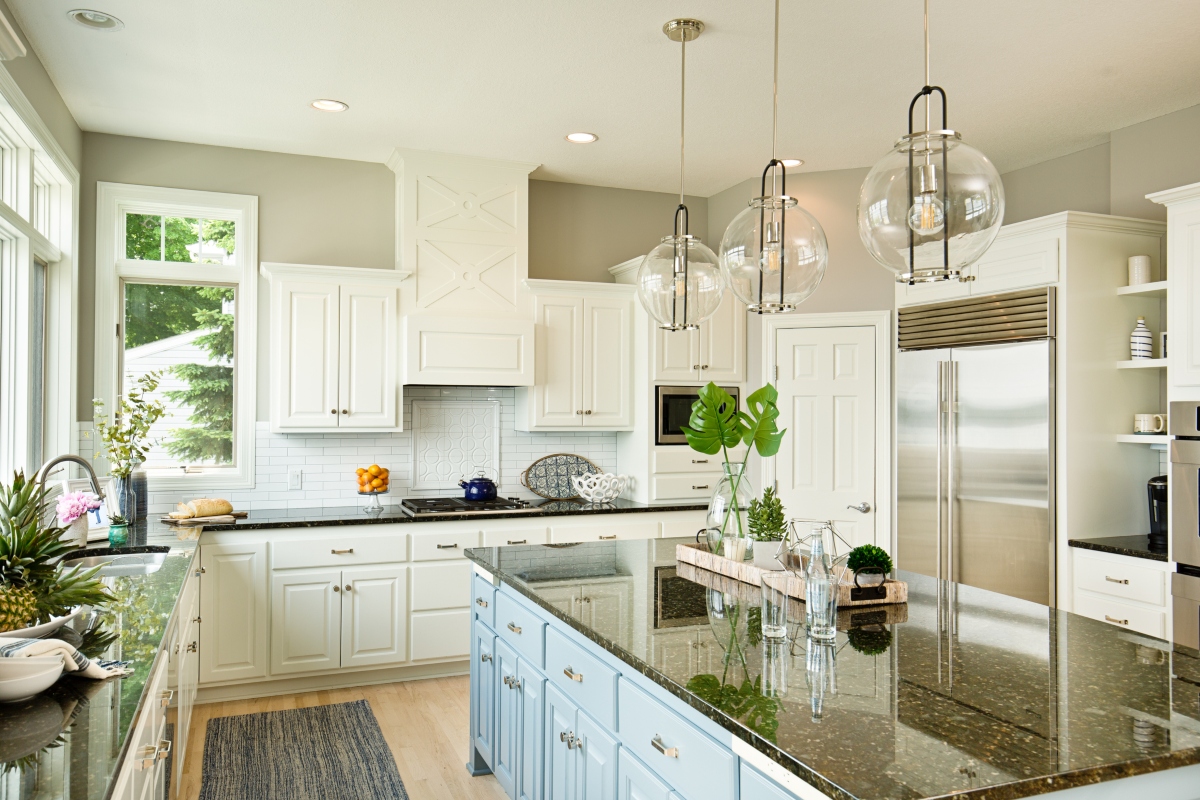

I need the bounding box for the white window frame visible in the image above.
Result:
[94,182,258,491]
[0,63,77,479]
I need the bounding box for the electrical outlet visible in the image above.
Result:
[288,468,303,491]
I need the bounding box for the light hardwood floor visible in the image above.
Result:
[177,676,508,800]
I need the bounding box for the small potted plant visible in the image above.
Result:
[93,371,165,521]
[748,487,787,569]
[107,513,130,546]
[846,544,893,590]
[56,491,102,548]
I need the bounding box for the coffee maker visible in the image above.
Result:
[1148,475,1168,552]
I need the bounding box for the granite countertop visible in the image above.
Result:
[466,538,1200,800]
[1067,535,1168,562]
[0,520,198,799]
[193,498,707,531]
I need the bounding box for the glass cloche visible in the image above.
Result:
[636,234,725,330]
[720,196,828,312]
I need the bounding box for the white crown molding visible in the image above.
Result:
[260,261,411,285]
[0,65,77,182]
[523,278,634,296]
[1147,180,1200,207]
[0,10,25,61]
[607,256,644,284]
[386,147,539,176]
[1000,210,1165,237]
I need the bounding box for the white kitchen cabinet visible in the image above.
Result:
[263,262,403,432]
[652,292,746,384]
[517,281,634,431]
[1070,548,1170,638]
[199,542,268,684]
[1149,181,1200,390]
[411,607,473,661]
[342,565,408,668]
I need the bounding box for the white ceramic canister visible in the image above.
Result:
[1128,255,1152,286]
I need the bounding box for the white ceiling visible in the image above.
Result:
[10,1,1200,196]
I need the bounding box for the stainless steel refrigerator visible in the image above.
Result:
[896,289,1056,606]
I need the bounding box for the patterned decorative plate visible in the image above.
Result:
[520,454,600,500]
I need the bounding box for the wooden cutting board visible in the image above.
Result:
[158,511,248,526]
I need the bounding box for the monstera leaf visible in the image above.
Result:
[739,384,786,458]
[681,383,744,455]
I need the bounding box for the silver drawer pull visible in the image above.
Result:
[563,666,583,682]
[160,690,174,708]
[437,543,459,549]
[1105,576,1130,585]
[651,736,678,758]
[1105,615,1129,626]
[502,675,512,687]
[599,534,617,540]
[481,653,492,663]
[155,739,172,761]
[187,641,198,653]
[692,485,709,490]
[331,548,354,555]
[507,622,522,634]
[691,459,708,464]
[507,539,527,545]
[476,597,489,608]
[134,745,157,771]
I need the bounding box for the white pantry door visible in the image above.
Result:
[774,326,878,549]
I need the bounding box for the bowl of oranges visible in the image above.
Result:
[356,465,390,513]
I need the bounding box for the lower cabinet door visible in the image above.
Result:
[270,568,341,675]
[341,565,407,668]
[472,622,496,772]
[494,639,520,797]
[199,542,268,684]
[410,608,472,661]
[517,659,545,800]
[741,763,794,800]
[617,748,672,800]
[576,709,618,800]
[545,684,578,800]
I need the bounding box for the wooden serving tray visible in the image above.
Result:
[158,511,248,526]
[675,541,907,607]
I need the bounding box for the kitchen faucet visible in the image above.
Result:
[34,454,106,500]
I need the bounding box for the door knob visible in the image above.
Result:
[847,502,872,514]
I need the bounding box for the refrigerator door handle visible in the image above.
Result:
[948,360,958,585]
[936,361,945,583]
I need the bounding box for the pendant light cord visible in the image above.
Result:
[769,0,781,197]
[679,32,686,208]
[924,0,931,132]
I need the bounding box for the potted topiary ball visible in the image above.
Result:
[846,544,893,589]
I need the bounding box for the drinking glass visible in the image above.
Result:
[759,571,791,641]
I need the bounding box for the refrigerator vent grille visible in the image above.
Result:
[898,287,1054,350]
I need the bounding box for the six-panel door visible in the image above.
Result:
[341,565,407,668]
[199,542,268,684]
[270,568,341,675]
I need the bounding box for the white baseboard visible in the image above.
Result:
[195,660,469,704]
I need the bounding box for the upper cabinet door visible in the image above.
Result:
[582,297,633,428]
[653,326,698,383]
[533,296,585,427]
[338,284,398,428]
[699,293,746,383]
[275,280,340,428]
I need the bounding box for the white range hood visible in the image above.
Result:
[387,148,540,386]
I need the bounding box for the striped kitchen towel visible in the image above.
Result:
[0,637,131,679]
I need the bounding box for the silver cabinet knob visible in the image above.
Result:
[847,502,872,514]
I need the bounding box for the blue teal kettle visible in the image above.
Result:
[459,470,498,502]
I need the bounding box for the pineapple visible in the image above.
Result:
[0,472,113,632]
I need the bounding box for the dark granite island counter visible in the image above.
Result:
[465,537,1200,800]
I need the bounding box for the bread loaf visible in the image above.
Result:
[187,498,233,517]
[171,502,195,519]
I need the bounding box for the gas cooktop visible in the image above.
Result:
[400,497,541,517]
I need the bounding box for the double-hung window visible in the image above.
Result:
[95,184,258,490]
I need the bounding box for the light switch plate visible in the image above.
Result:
[288,468,303,490]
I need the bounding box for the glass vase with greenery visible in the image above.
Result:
[93,371,166,520]
[682,383,786,560]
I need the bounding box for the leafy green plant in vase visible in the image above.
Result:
[682,382,785,562]
[748,487,788,569]
[846,544,893,588]
[93,371,165,521]
[107,513,130,547]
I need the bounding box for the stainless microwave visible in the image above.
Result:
[655,385,739,445]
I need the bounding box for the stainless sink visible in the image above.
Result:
[61,550,168,577]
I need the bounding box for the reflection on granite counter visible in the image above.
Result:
[190,498,706,531]
[1067,535,1168,562]
[466,538,1200,800]
[0,520,197,799]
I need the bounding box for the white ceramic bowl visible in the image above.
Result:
[0,656,65,680]
[570,473,629,504]
[0,662,63,703]
[1,607,84,639]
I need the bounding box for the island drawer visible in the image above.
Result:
[545,627,618,728]
[1073,592,1166,638]
[1073,552,1166,606]
[412,530,481,561]
[270,534,407,571]
[550,520,657,543]
[473,574,496,628]
[652,475,718,501]
[495,592,545,666]
[617,677,736,800]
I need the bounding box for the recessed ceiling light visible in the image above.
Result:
[781,158,804,168]
[311,99,349,113]
[565,132,598,144]
[67,9,123,31]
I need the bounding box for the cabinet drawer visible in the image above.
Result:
[495,592,546,667]
[270,533,407,571]
[652,474,719,501]
[412,529,480,561]
[473,574,496,628]
[410,608,472,661]
[411,561,472,611]
[1073,552,1166,606]
[659,511,707,540]
[617,677,736,800]
[545,627,618,729]
[1073,592,1166,638]
[482,527,549,547]
[550,520,657,544]
[125,655,170,798]
[653,450,723,474]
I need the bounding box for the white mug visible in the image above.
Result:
[1128,255,1152,286]
[1134,413,1166,434]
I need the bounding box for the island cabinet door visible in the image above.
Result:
[341,565,407,668]
[199,542,268,684]
[740,763,794,800]
[472,622,497,772]
[575,709,618,800]
[270,568,342,675]
[545,684,578,800]
[617,748,672,800]
[494,639,521,797]
[517,659,546,800]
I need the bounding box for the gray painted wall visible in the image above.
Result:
[1001,143,1111,224]
[1111,103,1200,220]
[528,179,707,283]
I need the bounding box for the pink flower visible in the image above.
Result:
[56,491,103,525]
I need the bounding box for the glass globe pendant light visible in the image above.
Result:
[719,0,828,314]
[857,0,1005,284]
[635,19,725,332]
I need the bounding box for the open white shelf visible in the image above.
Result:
[1117,281,1168,298]
[1116,358,1168,369]
[1115,434,1168,445]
